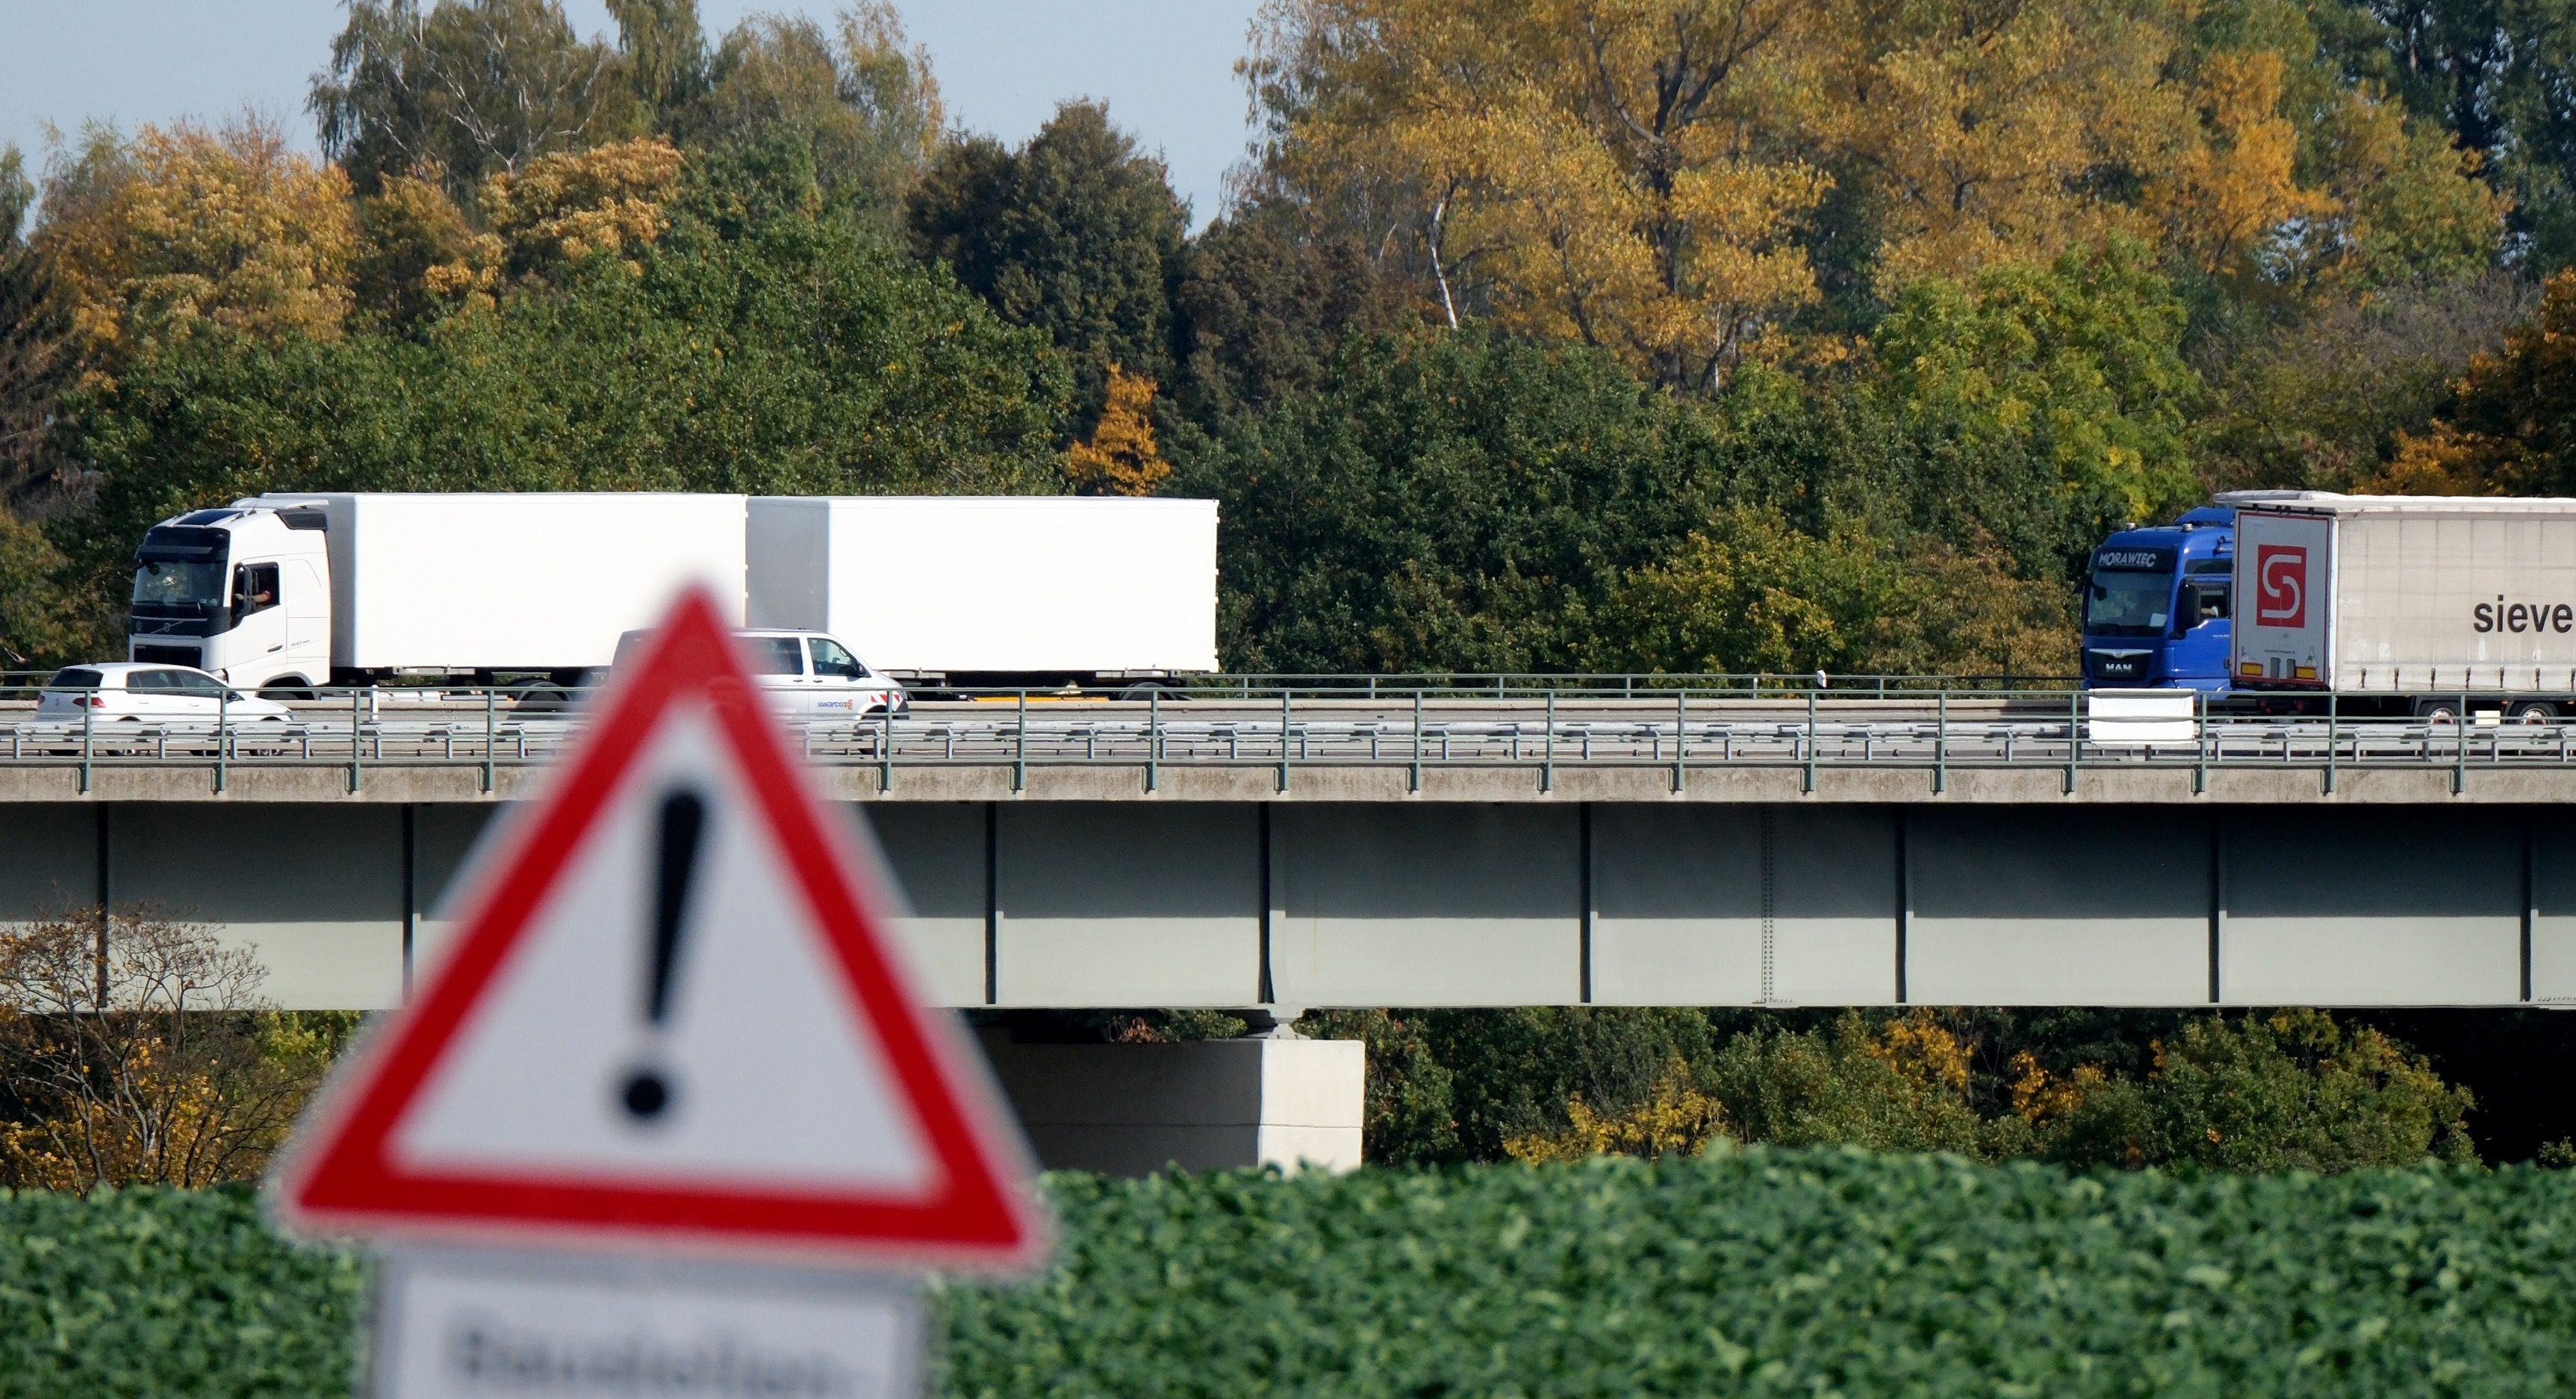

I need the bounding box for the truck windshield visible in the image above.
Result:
[131,559,225,609]
[2085,568,2173,636]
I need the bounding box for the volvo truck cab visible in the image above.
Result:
[126,506,332,695]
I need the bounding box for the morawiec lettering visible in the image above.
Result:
[447,1314,869,1398]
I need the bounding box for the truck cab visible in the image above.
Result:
[2081,506,2237,689]
[127,505,332,695]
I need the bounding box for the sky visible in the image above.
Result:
[0,1,1266,224]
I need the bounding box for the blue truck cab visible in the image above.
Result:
[2081,505,2238,689]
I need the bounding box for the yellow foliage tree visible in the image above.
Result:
[1249,0,1831,390]
[1247,0,2504,376]
[481,134,686,276]
[1065,365,1172,495]
[1504,1058,1729,1163]
[37,117,355,369]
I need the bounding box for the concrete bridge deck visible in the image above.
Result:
[4,697,2569,1015]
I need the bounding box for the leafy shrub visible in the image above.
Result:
[19,1158,2576,1397]
[949,1153,2576,1398]
[0,1185,361,1398]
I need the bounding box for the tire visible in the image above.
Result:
[2511,700,2559,724]
[2415,698,2462,723]
[1117,681,1184,703]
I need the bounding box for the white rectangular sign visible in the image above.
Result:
[372,1247,923,1399]
[2085,689,2198,747]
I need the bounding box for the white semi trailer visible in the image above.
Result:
[746,495,1219,690]
[2229,491,2576,717]
[123,492,1219,696]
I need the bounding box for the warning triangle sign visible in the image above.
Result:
[270,586,1043,1271]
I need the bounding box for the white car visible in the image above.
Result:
[37,663,296,730]
[611,629,909,720]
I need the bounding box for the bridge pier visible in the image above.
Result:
[973,1023,1366,1176]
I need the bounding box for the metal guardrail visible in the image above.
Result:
[1,682,2568,796]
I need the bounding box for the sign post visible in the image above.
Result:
[268,586,1043,1396]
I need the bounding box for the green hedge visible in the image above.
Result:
[0,1186,361,1398]
[948,1151,2576,1398]
[13,1153,2576,1397]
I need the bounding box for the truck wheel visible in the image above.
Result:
[1117,681,1184,703]
[259,683,313,702]
[2415,698,2461,723]
[2511,700,2559,724]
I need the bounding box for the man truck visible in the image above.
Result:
[2082,490,2576,717]
[125,493,1220,697]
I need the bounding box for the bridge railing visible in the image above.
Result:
[0,674,2562,795]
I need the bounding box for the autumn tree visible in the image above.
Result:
[2374,267,2576,494]
[1064,365,1172,494]
[1245,0,1833,390]
[607,0,709,123]
[0,906,347,1191]
[0,146,72,508]
[909,100,1189,423]
[1241,0,2504,379]
[33,118,357,371]
[311,0,642,199]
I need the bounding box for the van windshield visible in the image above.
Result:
[132,559,225,609]
[2086,568,2174,637]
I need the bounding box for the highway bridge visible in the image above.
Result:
[3,686,2570,1015]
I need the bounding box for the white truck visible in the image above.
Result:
[123,492,1219,697]
[2229,491,2576,718]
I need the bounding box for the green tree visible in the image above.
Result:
[311,0,643,199]
[2319,0,2576,270]
[1175,328,1729,674]
[606,0,709,125]
[2032,1009,2479,1171]
[1168,198,1410,429]
[691,4,941,234]
[2194,271,2533,490]
[1597,507,2075,677]
[52,155,1069,632]
[909,100,1187,423]
[1868,240,2206,532]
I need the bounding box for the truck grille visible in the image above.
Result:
[2087,650,2149,680]
[132,645,200,666]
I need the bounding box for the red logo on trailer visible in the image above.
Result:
[269,586,1042,1271]
[2255,545,2307,627]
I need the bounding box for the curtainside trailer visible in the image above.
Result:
[2230,492,2576,718]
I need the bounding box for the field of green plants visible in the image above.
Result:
[10,1150,2576,1397]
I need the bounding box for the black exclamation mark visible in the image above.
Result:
[620,788,706,1123]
